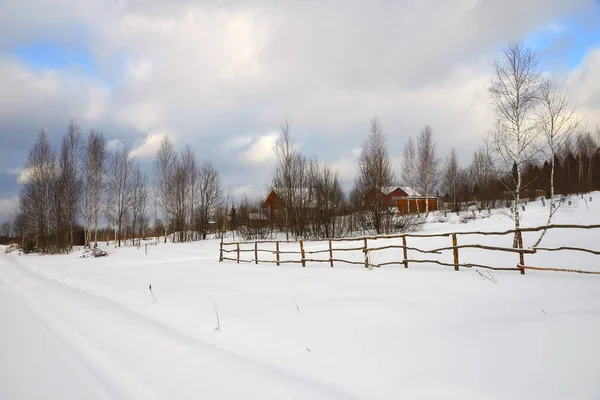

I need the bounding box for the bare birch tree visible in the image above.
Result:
[19,130,56,252]
[83,130,107,247]
[354,117,396,234]
[417,125,439,215]
[270,117,299,241]
[533,79,580,246]
[0,220,11,238]
[107,149,133,247]
[401,136,419,213]
[58,119,82,248]
[197,161,222,239]
[487,41,542,246]
[11,211,27,246]
[576,131,597,192]
[181,145,198,241]
[443,148,459,212]
[469,147,495,209]
[154,136,176,242]
[171,158,188,242]
[309,158,345,238]
[130,163,149,246]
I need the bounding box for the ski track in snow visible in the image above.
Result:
[0,255,356,400]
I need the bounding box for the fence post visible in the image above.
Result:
[364,238,368,268]
[329,239,333,268]
[452,234,459,271]
[517,230,525,275]
[219,235,223,262]
[276,241,280,266]
[300,241,306,267]
[254,242,258,265]
[236,243,240,264]
[402,236,408,268]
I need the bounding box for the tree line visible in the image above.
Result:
[1,41,599,249]
[4,124,225,252]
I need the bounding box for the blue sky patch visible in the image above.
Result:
[524,5,600,70]
[13,41,98,76]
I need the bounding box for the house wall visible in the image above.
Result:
[248,219,270,229]
[397,198,439,214]
[262,190,283,222]
[365,188,409,209]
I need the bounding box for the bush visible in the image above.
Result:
[79,247,108,258]
[393,214,425,232]
[23,239,36,254]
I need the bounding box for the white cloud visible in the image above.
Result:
[567,48,600,130]
[129,131,167,159]
[241,132,278,165]
[107,139,124,152]
[17,168,32,184]
[0,166,30,185]
[128,59,154,81]
[223,135,253,151]
[0,167,21,176]
[13,166,59,185]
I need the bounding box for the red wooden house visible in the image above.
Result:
[365,186,439,214]
[365,187,415,209]
[261,188,318,226]
[262,189,284,224]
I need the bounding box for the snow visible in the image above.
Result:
[1,194,600,399]
[398,186,421,196]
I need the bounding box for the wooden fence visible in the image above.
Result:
[219,224,600,275]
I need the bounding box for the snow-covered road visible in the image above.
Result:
[0,269,114,399]
[0,256,353,400]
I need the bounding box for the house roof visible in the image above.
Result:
[381,186,399,195]
[398,187,422,197]
[380,186,422,197]
[263,187,315,207]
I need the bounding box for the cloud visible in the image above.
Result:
[129,131,167,159]
[107,139,124,152]
[0,167,21,176]
[11,165,59,185]
[0,0,598,207]
[241,132,278,165]
[567,48,600,129]
[223,135,253,151]
[16,168,32,184]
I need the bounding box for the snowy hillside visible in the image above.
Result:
[1,194,600,399]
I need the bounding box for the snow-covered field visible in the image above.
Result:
[1,195,600,399]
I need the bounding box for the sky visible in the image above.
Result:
[1,0,600,221]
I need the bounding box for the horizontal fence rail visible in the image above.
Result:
[218,224,600,275]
